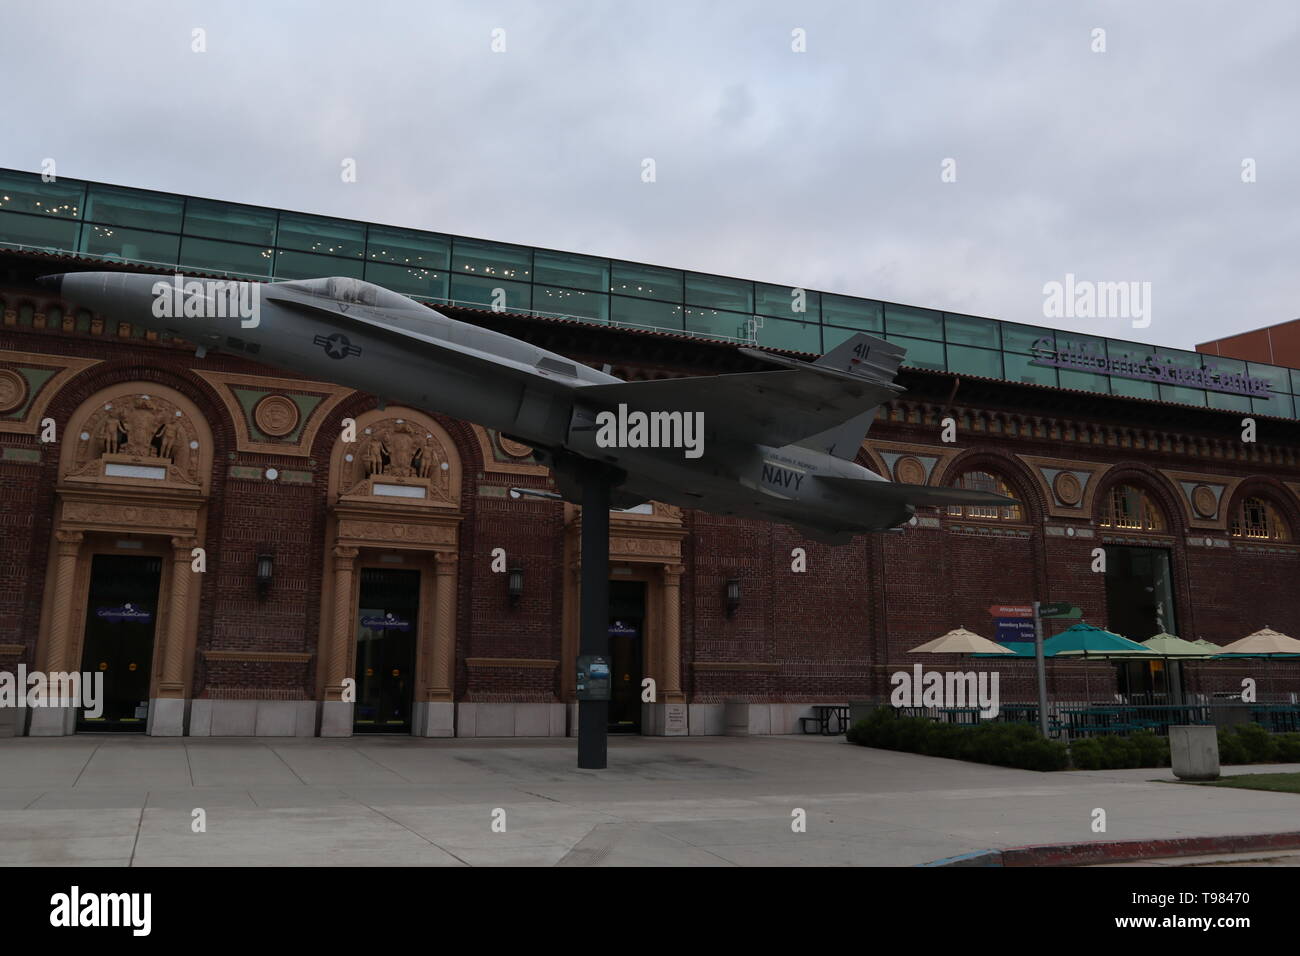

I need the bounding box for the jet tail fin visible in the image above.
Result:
[764,333,905,460]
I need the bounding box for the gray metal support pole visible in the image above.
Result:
[1033,600,1049,738]
[577,464,613,769]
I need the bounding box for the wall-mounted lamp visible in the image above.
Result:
[255,552,274,596]
[725,578,741,618]
[508,566,524,606]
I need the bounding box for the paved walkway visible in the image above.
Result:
[1,735,1297,866]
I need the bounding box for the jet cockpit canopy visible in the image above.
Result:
[277,276,422,313]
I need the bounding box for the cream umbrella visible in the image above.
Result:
[908,626,1018,655]
[1215,626,1300,656]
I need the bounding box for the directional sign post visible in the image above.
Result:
[1032,601,1050,738]
[1040,602,1082,619]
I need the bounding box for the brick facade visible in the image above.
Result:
[2,256,1298,736]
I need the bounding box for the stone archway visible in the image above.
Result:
[561,502,688,736]
[317,407,464,737]
[35,382,214,736]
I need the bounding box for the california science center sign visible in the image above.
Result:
[1030,338,1271,399]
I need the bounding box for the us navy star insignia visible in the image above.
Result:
[313,333,361,360]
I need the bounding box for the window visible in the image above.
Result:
[1230,496,1290,541]
[1101,484,1166,532]
[945,471,1023,521]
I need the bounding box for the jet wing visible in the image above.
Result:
[816,475,1019,507]
[266,290,578,395]
[575,368,901,448]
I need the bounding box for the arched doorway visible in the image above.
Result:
[317,407,464,736]
[36,381,214,736]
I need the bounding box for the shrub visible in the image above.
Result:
[847,707,1068,771]
[1274,733,1300,762]
[1234,723,1279,763]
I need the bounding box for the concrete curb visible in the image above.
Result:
[921,831,1300,867]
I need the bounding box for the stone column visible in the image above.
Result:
[653,564,688,736]
[430,551,458,700]
[44,530,84,673]
[661,564,685,702]
[150,536,196,735]
[321,545,359,736]
[32,529,83,736]
[160,537,197,696]
[412,550,458,737]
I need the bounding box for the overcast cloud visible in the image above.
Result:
[2,0,1298,349]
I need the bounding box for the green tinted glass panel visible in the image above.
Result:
[885,305,943,341]
[1159,384,1206,406]
[183,198,277,245]
[1109,376,1159,400]
[1056,331,1108,355]
[363,261,448,300]
[84,185,183,231]
[178,237,272,278]
[0,172,84,218]
[944,313,1000,348]
[452,238,531,280]
[533,285,609,321]
[610,262,681,301]
[946,344,1003,378]
[1058,369,1111,394]
[534,250,608,292]
[684,307,748,340]
[1003,323,1052,354]
[449,273,530,310]
[822,295,882,331]
[1200,353,1246,374]
[757,317,820,353]
[755,283,819,320]
[1011,358,1058,387]
[79,223,179,263]
[1253,393,1294,417]
[0,210,80,250]
[1207,390,1251,413]
[821,326,858,351]
[277,212,364,258]
[886,334,945,370]
[685,273,752,312]
[611,295,683,329]
[1246,361,1290,393]
[365,225,450,269]
[273,250,364,280]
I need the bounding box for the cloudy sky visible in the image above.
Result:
[3,0,1297,349]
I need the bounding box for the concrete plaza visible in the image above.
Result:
[0,734,1297,866]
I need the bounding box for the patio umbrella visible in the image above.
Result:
[1139,633,1211,705]
[1213,627,1300,701]
[908,626,1018,655]
[1215,626,1300,656]
[1043,623,1153,701]
[1142,633,1213,657]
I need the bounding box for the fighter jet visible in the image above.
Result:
[38,271,1017,543]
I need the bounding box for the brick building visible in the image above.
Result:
[1,169,1297,738]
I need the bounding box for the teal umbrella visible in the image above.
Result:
[1043,622,1153,702]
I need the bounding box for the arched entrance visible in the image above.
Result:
[317,407,463,736]
[35,382,213,736]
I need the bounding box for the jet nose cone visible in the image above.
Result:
[36,274,64,293]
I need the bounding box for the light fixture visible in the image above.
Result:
[255,552,274,596]
[508,567,524,606]
[725,578,741,618]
